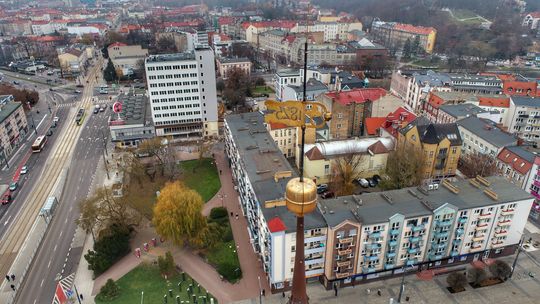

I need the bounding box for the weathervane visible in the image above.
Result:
[264,39,331,304]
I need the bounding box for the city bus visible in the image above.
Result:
[32,135,47,153]
[75,108,86,125]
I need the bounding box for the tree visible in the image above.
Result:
[0,84,39,106]
[223,67,250,108]
[76,187,141,240]
[467,267,487,286]
[96,279,120,301]
[379,144,424,190]
[489,260,512,281]
[133,59,146,81]
[412,35,421,55]
[446,272,467,291]
[330,149,367,196]
[84,224,131,276]
[254,77,265,86]
[157,251,175,277]
[216,79,225,94]
[103,58,118,82]
[403,38,412,59]
[458,153,498,178]
[152,181,208,248]
[138,138,178,178]
[156,36,177,54]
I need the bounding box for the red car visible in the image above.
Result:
[1,192,12,205]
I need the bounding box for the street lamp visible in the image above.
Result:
[141,291,144,304]
[510,235,524,279]
[397,265,415,303]
[257,275,262,304]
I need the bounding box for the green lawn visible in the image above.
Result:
[95,263,216,304]
[452,9,478,20]
[207,240,242,283]
[251,85,274,95]
[180,158,221,202]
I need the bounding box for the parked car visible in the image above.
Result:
[93,108,99,114]
[99,105,105,112]
[20,165,28,175]
[372,175,382,183]
[49,88,54,91]
[47,70,54,75]
[1,192,11,205]
[316,184,328,194]
[320,191,335,199]
[358,178,369,188]
[53,116,60,122]
[46,129,53,136]
[75,90,82,94]
[76,84,84,88]
[367,178,378,187]
[9,182,18,191]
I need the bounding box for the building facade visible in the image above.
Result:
[0,95,28,166]
[504,96,540,142]
[216,57,252,79]
[108,43,148,76]
[108,93,155,148]
[145,48,219,138]
[457,116,518,157]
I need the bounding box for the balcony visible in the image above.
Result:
[336,260,351,268]
[458,216,468,224]
[429,253,444,261]
[406,258,418,266]
[305,246,326,255]
[531,190,540,200]
[472,235,485,242]
[471,243,482,250]
[434,231,450,238]
[455,228,464,236]
[495,230,508,236]
[491,240,504,247]
[478,213,492,219]
[362,266,377,273]
[385,263,395,270]
[306,235,327,243]
[452,239,462,246]
[432,243,446,250]
[500,209,514,216]
[338,248,352,256]
[407,247,418,254]
[306,268,324,277]
[450,250,460,257]
[476,222,489,229]
[498,219,512,227]
[410,224,425,232]
[364,255,379,262]
[369,231,382,239]
[386,251,397,258]
[390,229,400,236]
[339,237,354,244]
[388,240,398,247]
[436,219,453,228]
[409,236,420,243]
[335,272,350,279]
[305,257,325,266]
[366,243,382,250]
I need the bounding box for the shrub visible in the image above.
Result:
[217,262,242,282]
[468,267,487,286]
[489,260,512,281]
[96,279,120,301]
[446,272,467,291]
[223,226,234,242]
[209,207,228,220]
[157,251,175,276]
[255,77,265,86]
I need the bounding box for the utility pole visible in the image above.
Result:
[258,276,262,304]
[510,237,524,278]
[102,148,110,180]
[100,129,108,156]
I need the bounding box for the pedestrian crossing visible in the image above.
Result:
[52,273,75,304]
[56,99,112,108]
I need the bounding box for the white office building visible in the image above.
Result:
[145,47,219,138]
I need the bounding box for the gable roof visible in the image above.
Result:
[403,116,462,146]
[325,88,386,106]
[364,117,387,136]
[368,140,389,154]
[108,42,128,48]
[477,96,510,108]
[497,146,535,175]
[305,146,325,160]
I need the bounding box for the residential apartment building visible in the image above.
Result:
[504,96,540,142]
[266,122,297,158]
[371,21,437,54]
[301,67,367,91]
[437,104,491,124]
[318,176,531,289]
[497,145,538,191]
[216,57,252,79]
[399,117,462,178]
[145,48,218,138]
[274,69,301,101]
[457,116,518,157]
[291,20,363,42]
[319,88,387,139]
[365,107,417,138]
[0,95,28,166]
[423,91,477,122]
[522,12,540,30]
[299,137,394,184]
[57,48,88,77]
[290,40,356,67]
[107,43,148,76]
[224,112,328,292]
[447,74,502,95]
[282,78,328,101]
[226,111,533,291]
[469,96,510,124]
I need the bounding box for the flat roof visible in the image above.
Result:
[457,116,517,148]
[320,176,532,226]
[146,52,195,63]
[110,93,151,126]
[0,102,22,125]
[439,103,487,118]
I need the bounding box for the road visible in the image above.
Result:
[16,106,111,304]
[0,56,104,296]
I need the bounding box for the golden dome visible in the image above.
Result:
[285,177,317,216]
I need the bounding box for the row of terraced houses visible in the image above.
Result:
[224,111,533,292]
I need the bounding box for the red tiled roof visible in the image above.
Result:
[243,20,296,29]
[394,23,435,35]
[218,17,235,26]
[108,42,128,48]
[268,217,287,233]
[268,122,290,130]
[497,147,533,175]
[325,88,386,106]
[30,35,63,42]
[381,107,417,137]
[364,117,386,136]
[32,20,49,25]
[529,12,540,18]
[478,96,510,108]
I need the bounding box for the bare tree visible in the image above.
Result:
[379,144,424,190]
[137,138,179,179]
[330,148,367,196]
[458,153,498,178]
[489,260,512,281]
[467,267,487,286]
[446,272,467,291]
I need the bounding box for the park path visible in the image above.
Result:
[89,142,269,303]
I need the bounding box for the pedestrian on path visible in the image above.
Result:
[219,169,222,175]
[230,212,233,217]
[262,289,266,296]
[282,292,285,298]
[366,288,370,295]
[80,294,84,300]
[10,284,15,291]
[377,289,381,296]
[5,275,9,282]
[10,274,15,281]
[235,213,238,220]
